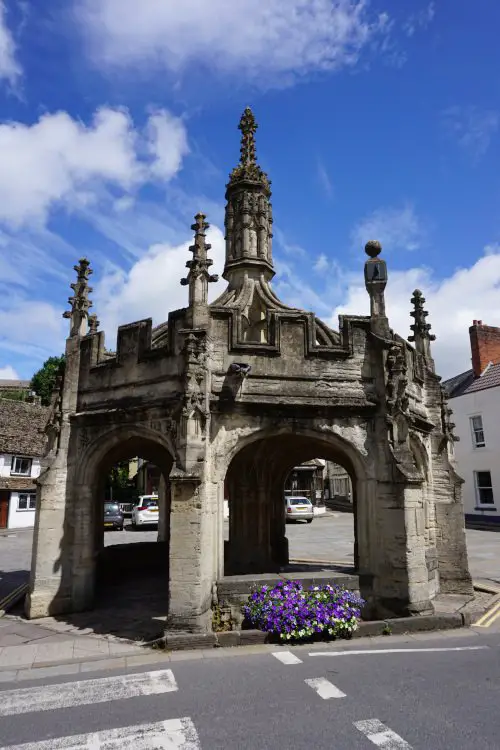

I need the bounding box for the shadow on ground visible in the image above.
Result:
[0,569,29,604]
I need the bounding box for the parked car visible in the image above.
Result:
[119,501,136,517]
[103,502,124,531]
[285,496,314,523]
[131,495,159,528]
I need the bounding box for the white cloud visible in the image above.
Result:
[94,225,227,343]
[0,1,21,86]
[331,246,500,378]
[78,0,390,84]
[0,107,188,227]
[0,297,66,361]
[442,105,499,161]
[274,227,308,258]
[146,110,190,180]
[403,2,435,37]
[351,204,423,253]
[274,259,332,315]
[0,364,19,379]
[314,254,330,273]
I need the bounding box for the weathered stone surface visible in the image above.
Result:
[27,107,473,633]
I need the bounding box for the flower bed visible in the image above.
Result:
[243,580,365,642]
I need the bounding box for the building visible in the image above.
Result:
[0,379,31,394]
[0,398,48,529]
[325,462,352,510]
[443,320,500,527]
[27,108,472,629]
[284,460,325,504]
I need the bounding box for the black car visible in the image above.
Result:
[103,502,124,531]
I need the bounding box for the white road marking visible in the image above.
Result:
[272,650,303,665]
[304,677,346,699]
[0,717,200,749]
[354,719,412,748]
[0,669,178,716]
[309,646,488,657]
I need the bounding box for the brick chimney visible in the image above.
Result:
[469,320,500,377]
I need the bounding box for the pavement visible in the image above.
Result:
[0,628,500,748]
[0,512,499,688]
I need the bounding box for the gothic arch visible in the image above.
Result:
[70,423,175,611]
[76,423,176,487]
[221,424,375,579]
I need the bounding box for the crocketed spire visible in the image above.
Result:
[228,107,270,190]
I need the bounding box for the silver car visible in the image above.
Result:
[285,496,314,523]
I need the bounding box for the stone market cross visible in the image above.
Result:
[27,108,472,632]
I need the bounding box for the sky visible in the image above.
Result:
[0,0,499,381]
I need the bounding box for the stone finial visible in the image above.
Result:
[409,289,435,344]
[181,213,219,285]
[88,313,100,334]
[228,107,270,189]
[364,240,388,333]
[239,107,258,166]
[365,240,382,258]
[180,213,219,328]
[63,258,93,337]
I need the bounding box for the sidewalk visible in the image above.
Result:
[0,615,151,680]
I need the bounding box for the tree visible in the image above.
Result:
[30,355,65,406]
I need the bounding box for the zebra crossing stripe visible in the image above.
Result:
[304,677,346,699]
[0,669,178,717]
[354,719,412,748]
[0,717,201,749]
[272,651,303,665]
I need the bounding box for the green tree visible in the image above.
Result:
[30,355,65,406]
[105,460,134,502]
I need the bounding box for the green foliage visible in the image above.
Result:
[382,622,392,636]
[105,460,136,502]
[1,390,27,402]
[30,355,65,406]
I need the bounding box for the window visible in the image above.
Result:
[18,493,36,511]
[470,416,485,448]
[10,456,32,476]
[474,471,494,506]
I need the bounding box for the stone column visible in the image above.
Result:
[226,470,274,574]
[26,339,82,619]
[157,475,170,543]
[71,481,96,612]
[167,476,216,632]
[366,481,434,618]
[435,500,473,595]
[26,453,74,618]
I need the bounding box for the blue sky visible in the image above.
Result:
[0,0,499,380]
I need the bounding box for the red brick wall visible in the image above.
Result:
[469,320,500,376]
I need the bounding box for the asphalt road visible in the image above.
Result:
[0,629,499,749]
[2,513,500,584]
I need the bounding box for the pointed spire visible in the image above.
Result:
[409,289,435,344]
[63,258,93,337]
[239,107,258,166]
[228,107,270,190]
[180,213,219,328]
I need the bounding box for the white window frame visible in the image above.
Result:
[470,415,486,448]
[474,471,494,507]
[10,456,33,477]
[17,493,36,511]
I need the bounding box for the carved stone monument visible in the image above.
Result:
[27,108,472,630]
